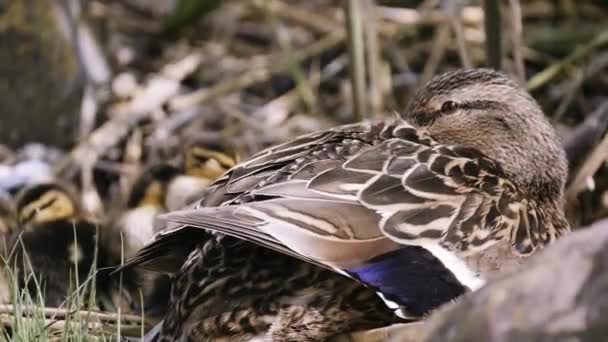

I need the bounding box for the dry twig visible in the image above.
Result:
[345,0,368,121]
[483,0,502,69]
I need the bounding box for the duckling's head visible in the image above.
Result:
[127,164,181,209]
[404,69,567,199]
[15,183,78,225]
[183,139,239,181]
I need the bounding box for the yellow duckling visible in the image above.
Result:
[165,138,239,211]
[105,164,181,319]
[116,164,181,259]
[0,193,17,304]
[13,183,108,307]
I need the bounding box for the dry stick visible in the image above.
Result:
[75,17,109,219]
[149,107,204,144]
[378,5,485,27]
[527,30,608,91]
[253,0,397,38]
[78,87,104,219]
[0,315,95,335]
[169,33,344,112]
[363,0,384,118]
[54,52,202,177]
[79,84,99,142]
[333,322,426,342]
[446,1,472,68]
[273,19,317,113]
[346,0,368,122]
[552,67,584,121]
[564,101,608,168]
[250,54,347,129]
[0,315,144,338]
[566,132,608,204]
[252,0,341,35]
[0,305,145,325]
[554,52,608,120]
[508,0,525,84]
[421,25,451,85]
[483,0,502,70]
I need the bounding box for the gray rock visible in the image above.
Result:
[419,219,608,342]
[336,220,608,342]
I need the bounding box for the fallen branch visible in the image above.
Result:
[168,33,344,112]
[564,101,608,169]
[54,52,202,178]
[566,132,608,204]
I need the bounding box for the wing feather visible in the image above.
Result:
[161,201,401,270]
[340,139,540,256]
[130,119,551,278]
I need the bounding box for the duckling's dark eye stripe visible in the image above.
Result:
[39,197,58,212]
[20,197,57,223]
[192,155,232,169]
[22,209,35,223]
[217,160,235,169]
[192,155,209,163]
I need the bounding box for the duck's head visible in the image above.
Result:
[183,139,239,181]
[127,164,181,209]
[15,183,78,226]
[403,69,567,200]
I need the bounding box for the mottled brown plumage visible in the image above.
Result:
[126,69,569,341]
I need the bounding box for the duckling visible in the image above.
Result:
[109,143,238,318]
[113,140,237,263]
[0,192,17,304]
[164,138,239,211]
[126,69,569,341]
[106,164,180,318]
[0,192,17,253]
[12,183,108,307]
[111,139,238,319]
[117,164,181,259]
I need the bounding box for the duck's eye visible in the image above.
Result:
[440,101,459,114]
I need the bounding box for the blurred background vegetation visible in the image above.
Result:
[0,0,607,338]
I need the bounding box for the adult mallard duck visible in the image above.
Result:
[125,69,569,341]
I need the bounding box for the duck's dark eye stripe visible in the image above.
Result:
[459,100,506,111]
[412,110,441,126]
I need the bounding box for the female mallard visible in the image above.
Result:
[126,69,569,341]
